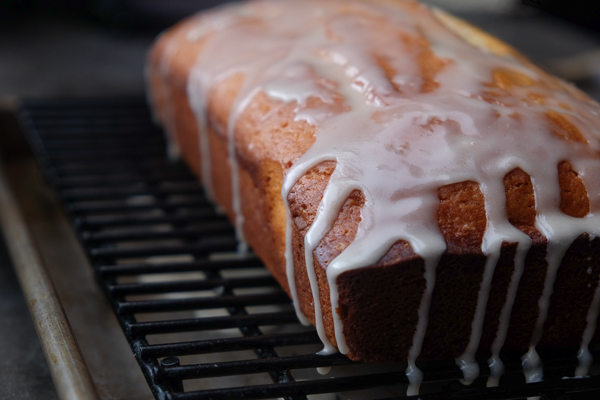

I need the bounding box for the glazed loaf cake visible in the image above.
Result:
[147,0,600,390]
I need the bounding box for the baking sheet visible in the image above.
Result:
[0,108,152,400]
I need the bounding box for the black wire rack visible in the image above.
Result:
[16,97,600,400]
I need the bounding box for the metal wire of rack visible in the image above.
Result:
[16,97,600,400]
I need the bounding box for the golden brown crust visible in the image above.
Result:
[438,181,486,253]
[504,168,537,229]
[432,8,522,59]
[148,2,599,362]
[558,160,590,217]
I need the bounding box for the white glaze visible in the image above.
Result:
[523,227,582,383]
[283,204,311,326]
[487,237,531,387]
[456,253,496,386]
[458,180,533,385]
[576,237,600,377]
[522,346,543,384]
[188,65,216,201]
[151,0,600,394]
[226,87,260,252]
[155,30,184,161]
[406,253,443,395]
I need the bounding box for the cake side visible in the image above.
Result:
[146,0,600,385]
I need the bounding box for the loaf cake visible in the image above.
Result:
[146,0,600,391]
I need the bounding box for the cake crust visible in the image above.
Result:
[147,0,600,370]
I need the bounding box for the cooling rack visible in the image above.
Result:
[17,97,600,400]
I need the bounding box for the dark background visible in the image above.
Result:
[1,0,600,100]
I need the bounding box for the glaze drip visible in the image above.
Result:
[151,0,600,394]
[487,238,531,387]
[575,236,600,378]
